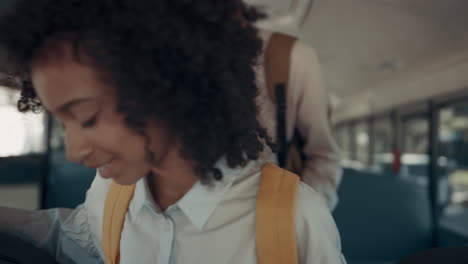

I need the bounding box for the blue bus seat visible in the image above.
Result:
[43,152,95,208]
[0,155,43,184]
[0,232,57,264]
[333,168,433,264]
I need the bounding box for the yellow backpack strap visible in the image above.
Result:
[102,182,136,264]
[264,32,297,102]
[256,163,300,264]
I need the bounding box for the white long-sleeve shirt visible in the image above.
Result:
[256,30,343,210]
[0,159,346,264]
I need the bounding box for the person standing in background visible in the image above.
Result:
[239,2,343,210]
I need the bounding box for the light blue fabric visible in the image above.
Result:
[0,207,102,264]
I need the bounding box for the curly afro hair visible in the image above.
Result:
[237,0,268,23]
[0,0,275,183]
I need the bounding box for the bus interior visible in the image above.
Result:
[1,0,468,263]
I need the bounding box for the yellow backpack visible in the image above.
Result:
[102,163,299,264]
[264,33,305,176]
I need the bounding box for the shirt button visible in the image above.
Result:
[162,217,172,230]
[165,222,173,231]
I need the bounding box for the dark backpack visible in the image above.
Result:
[0,233,57,264]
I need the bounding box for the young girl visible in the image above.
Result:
[0,0,346,263]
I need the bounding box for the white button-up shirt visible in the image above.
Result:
[0,159,346,264]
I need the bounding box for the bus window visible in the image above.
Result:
[336,125,351,161]
[0,88,46,157]
[401,115,429,182]
[49,117,65,151]
[355,121,370,167]
[372,117,394,174]
[439,102,468,205]
[0,87,47,210]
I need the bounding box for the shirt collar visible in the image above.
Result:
[129,157,264,230]
[129,174,153,219]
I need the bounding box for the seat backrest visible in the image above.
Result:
[43,151,95,208]
[333,168,433,261]
[0,233,57,264]
[398,247,468,264]
[0,155,43,184]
